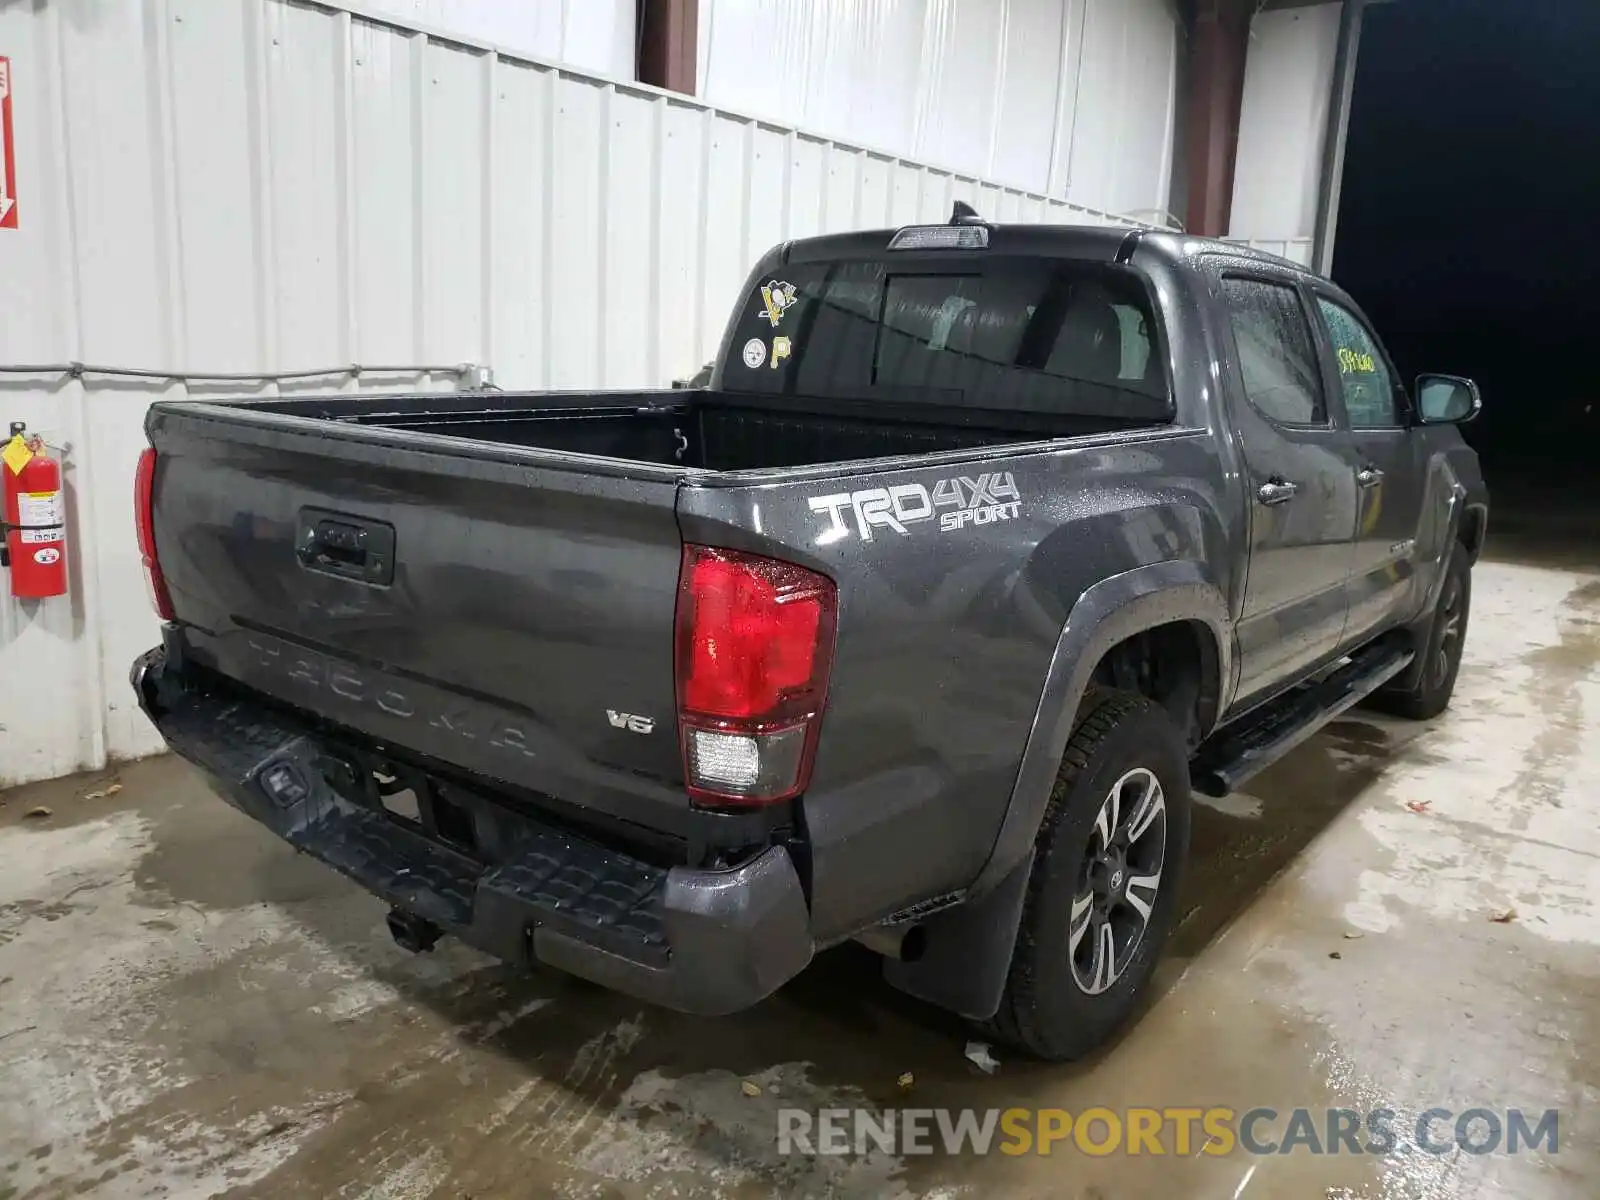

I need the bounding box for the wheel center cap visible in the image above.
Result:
[1110,868,1125,892]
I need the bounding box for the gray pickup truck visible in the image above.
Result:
[131,213,1487,1060]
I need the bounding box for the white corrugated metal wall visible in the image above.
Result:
[700,0,1183,222]
[0,0,1179,788]
[1227,2,1344,267]
[327,0,637,80]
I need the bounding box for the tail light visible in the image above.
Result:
[134,447,175,620]
[675,544,837,807]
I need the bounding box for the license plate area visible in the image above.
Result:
[327,752,480,858]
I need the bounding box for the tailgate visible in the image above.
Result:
[145,404,690,836]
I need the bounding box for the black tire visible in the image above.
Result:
[1368,549,1471,721]
[977,691,1191,1062]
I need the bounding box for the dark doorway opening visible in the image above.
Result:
[1332,0,1600,564]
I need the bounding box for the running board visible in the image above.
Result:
[1190,640,1414,798]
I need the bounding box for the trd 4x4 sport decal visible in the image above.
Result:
[808,473,1022,542]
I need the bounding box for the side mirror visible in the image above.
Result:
[1415,374,1481,424]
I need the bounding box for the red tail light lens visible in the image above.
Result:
[134,447,175,620]
[675,544,836,807]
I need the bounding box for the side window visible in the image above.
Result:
[1317,297,1399,428]
[1218,277,1328,425]
[1112,303,1153,383]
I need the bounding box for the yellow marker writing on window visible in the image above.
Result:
[1338,347,1376,374]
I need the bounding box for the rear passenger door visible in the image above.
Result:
[1309,288,1428,646]
[1211,270,1361,711]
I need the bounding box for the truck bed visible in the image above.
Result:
[140,383,1171,850]
[256,388,1164,472]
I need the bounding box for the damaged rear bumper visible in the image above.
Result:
[131,642,814,1016]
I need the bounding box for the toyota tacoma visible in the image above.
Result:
[131,213,1487,1060]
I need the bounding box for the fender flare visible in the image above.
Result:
[968,560,1231,897]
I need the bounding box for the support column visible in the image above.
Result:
[1313,0,1368,274]
[1184,0,1252,237]
[637,0,700,96]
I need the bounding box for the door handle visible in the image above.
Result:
[300,519,370,569]
[296,508,396,585]
[1357,466,1385,489]
[1256,479,1299,506]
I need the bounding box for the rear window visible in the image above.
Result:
[720,257,1171,422]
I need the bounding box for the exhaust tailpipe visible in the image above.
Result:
[854,923,926,962]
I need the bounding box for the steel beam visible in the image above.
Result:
[637,0,700,96]
[1183,0,1253,237]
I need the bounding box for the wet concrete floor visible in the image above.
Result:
[2,556,1597,1198]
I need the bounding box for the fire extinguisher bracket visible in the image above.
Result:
[0,521,64,569]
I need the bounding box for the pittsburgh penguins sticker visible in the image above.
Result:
[742,338,767,369]
[758,280,797,327]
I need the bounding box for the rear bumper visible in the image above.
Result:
[131,643,814,1016]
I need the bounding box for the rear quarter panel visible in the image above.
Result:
[678,428,1234,940]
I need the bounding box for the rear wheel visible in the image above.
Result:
[1369,549,1471,721]
[978,691,1191,1061]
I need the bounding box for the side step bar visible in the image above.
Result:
[1190,639,1415,797]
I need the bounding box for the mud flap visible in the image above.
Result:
[1385,533,1464,697]
[1385,486,1469,696]
[881,850,1034,1020]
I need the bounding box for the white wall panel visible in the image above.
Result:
[488,60,552,388]
[331,0,635,81]
[423,38,490,367]
[698,113,749,365]
[604,89,660,386]
[170,0,264,368]
[701,0,1181,222]
[1229,3,1343,243]
[265,0,345,367]
[1066,0,1182,223]
[1227,237,1316,267]
[657,101,709,371]
[859,155,892,228]
[916,0,1006,180]
[698,0,929,164]
[993,0,1069,192]
[787,136,826,243]
[0,0,1160,788]
[350,20,422,363]
[549,74,606,388]
[746,124,787,271]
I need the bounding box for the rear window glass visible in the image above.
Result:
[720,257,1171,421]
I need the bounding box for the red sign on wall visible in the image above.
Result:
[0,57,16,229]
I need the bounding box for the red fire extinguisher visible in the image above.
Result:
[2,421,68,599]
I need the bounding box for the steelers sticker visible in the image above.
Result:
[758,280,797,327]
[742,338,767,369]
[771,336,792,369]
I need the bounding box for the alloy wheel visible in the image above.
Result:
[1069,766,1167,995]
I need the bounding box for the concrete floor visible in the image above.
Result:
[2,554,1597,1199]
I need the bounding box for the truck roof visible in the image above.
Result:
[778,223,1321,280]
